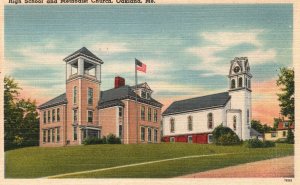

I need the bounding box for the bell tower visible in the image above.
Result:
[228,57,252,140]
[64,47,103,145]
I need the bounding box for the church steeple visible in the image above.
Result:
[228,57,252,92]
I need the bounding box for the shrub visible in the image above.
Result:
[218,133,241,145]
[212,125,241,145]
[244,138,275,148]
[263,140,276,147]
[275,138,287,143]
[106,134,121,144]
[83,137,103,145]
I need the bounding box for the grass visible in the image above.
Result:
[5,143,294,178]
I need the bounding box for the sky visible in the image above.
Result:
[4,4,293,125]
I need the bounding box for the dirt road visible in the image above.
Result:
[179,156,294,178]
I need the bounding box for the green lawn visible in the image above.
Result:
[5,143,294,178]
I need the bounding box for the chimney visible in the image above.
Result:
[115,76,125,88]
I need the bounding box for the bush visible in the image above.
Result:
[275,138,287,143]
[83,137,103,145]
[244,138,275,148]
[106,134,121,144]
[263,140,276,147]
[212,125,241,145]
[82,134,121,145]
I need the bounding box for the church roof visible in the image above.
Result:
[250,128,263,137]
[63,47,103,63]
[162,92,230,116]
[38,93,67,109]
[99,85,162,109]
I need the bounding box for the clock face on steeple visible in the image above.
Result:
[233,66,240,73]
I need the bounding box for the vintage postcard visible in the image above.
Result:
[1,0,299,185]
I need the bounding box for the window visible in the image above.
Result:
[146,92,150,99]
[245,78,248,87]
[284,122,289,128]
[188,136,193,143]
[208,134,213,143]
[238,77,243,87]
[141,91,146,98]
[233,116,237,130]
[43,130,46,143]
[154,109,158,122]
[119,107,123,117]
[247,110,250,124]
[170,137,175,143]
[88,88,93,105]
[283,131,286,137]
[141,127,145,141]
[170,118,175,133]
[52,109,56,122]
[231,79,236,89]
[271,132,277,138]
[56,128,60,142]
[148,128,152,142]
[119,125,123,138]
[73,127,77,140]
[57,108,60,122]
[148,107,152,122]
[154,129,158,143]
[73,86,77,104]
[141,106,145,121]
[73,109,78,122]
[188,116,193,131]
[88,111,93,123]
[52,129,55,142]
[47,129,50,142]
[48,110,51,123]
[207,113,213,129]
[248,79,251,88]
[43,111,46,124]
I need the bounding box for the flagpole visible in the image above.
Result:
[135,59,138,144]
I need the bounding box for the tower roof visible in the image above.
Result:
[63,47,103,63]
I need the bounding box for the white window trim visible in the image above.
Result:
[87,110,93,123]
[154,128,158,143]
[87,87,93,106]
[73,86,77,104]
[188,135,193,143]
[148,127,152,143]
[208,134,213,144]
[140,126,145,142]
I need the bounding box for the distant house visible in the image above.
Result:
[38,47,162,146]
[250,128,263,140]
[162,57,252,144]
[264,121,294,141]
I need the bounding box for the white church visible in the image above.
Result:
[162,57,254,144]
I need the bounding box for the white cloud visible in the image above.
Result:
[91,42,131,55]
[186,29,276,76]
[242,49,276,65]
[200,29,264,47]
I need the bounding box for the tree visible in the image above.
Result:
[251,120,274,134]
[276,67,294,122]
[286,128,294,144]
[4,76,39,150]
